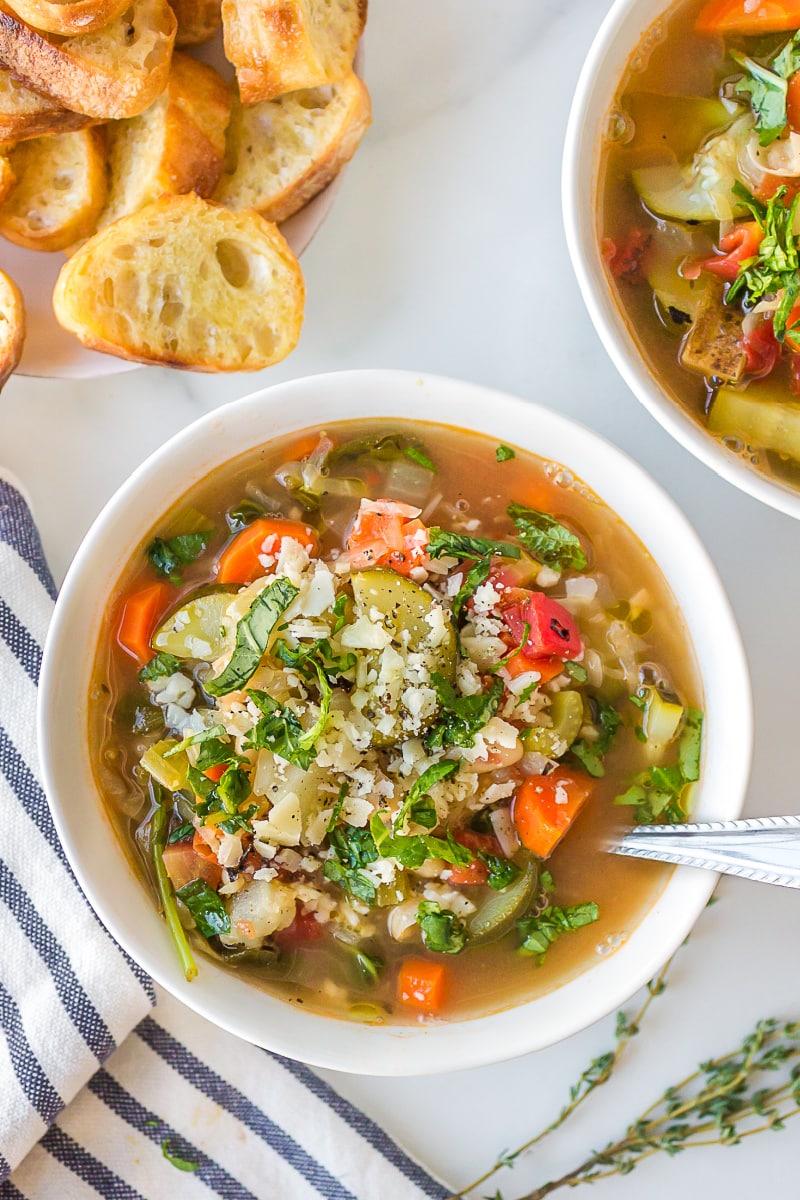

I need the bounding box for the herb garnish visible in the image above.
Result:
[507,502,587,571]
[732,32,800,146]
[452,555,492,623]
[204,578,298,696]
[427,528,521,561]
[176,878,231,939]
[416,900,467,954]
[615,708,703,823]
[369,813,474,871]
[570,698,622,778]
[404,445,436,471]
[246,662,332,769]
[727,184,800,345]
[496,444,516,462]
[167,821,194,845]
[226,498,266,531]
[139,651,181,682]
[517,902,599,964]
[564,660,588,683]
[425,674,503,750]
[161,1139,200,1173]
[147,530,213,584]
[393,760,459,832]
[324,824,379,905]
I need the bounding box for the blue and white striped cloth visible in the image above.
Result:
[0,470,451,1200]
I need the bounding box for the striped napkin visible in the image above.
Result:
[0,470,450,1200]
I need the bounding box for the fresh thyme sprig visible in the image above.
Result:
[450,953,676,1199]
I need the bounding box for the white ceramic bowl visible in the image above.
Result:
[38,369,752,1075]
[563,0,800,522]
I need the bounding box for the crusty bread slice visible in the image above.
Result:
[0,125,106,249]
[222,0,366,105]
[0,0,177,120]
[92,52,231,237]
[214,72,369,222]
[53,193,305,370]
[0,68,94,141]
[1,0,129,37]
[0,266,24,386]
[0,149,14,202]
[173,0,220,46]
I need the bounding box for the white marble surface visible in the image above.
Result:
[3,1,800,1195]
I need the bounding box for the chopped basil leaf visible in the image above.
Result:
[564,660,588,683]
[496,444,516,462]
[452,555,491,623]
[226,498,266,532]
[147,530,213,584]
[324,824,378,906]
[164,724,227,757]
[479,852,521,891]
[427,527,521,561]
[507,502,586,571]
[394,760,459,832]
[139,651,181,682]
[274,635,355,682]
[678,708,703,783]
[195,736,240,771]
[732,51,788,146]
[517,902,599,964]
[728,184,800,345]
[204,578,299,696]
[166,821,194,845]
[161,1140,200,1173]
[403,445,436,471]
[416,900,467,954]
[246,659,331,769]
[369,814,473,870]
[570,698,622,778]
[425,674,503,750]
[216,763,251,812]
[176,878,230,938]
[331,593,348,634]
[327,781,349,833]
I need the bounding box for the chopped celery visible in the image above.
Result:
[140,739,189,791]
[709,384,800,463]
[153,591,235,662]
[151,794,197,982]
[467,856,539,947]
[641,687,684,752]
[522,690,584,758]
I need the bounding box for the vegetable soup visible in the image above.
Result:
[602,0,800,488]
[91,420,703,1023]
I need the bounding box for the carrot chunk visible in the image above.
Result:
[397,957,448,1014]
[696,0,800,33]
[512,768,594,859]
[117,581,171,664]
[503,652,563,683]
[216,517,319,584]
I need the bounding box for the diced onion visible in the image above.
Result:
[490,806,520,858]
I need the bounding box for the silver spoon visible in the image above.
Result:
[611,815,800,889]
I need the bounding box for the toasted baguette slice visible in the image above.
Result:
[92,52,231,237]
[0,150,14,201]
[173,0,220,45]
[0,68,94,141]
[0,0,177,120]
[53,193,305,370]
[222,0,366,105]
[1,0,129,36]
[0,266,24,386]
[214,73,369,222]
[0,125,106,250]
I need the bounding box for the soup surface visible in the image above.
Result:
[91,419,702,1023]
[602,0,800,489]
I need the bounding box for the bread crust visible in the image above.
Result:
[0,69,94,140]
[0,0,177,120]
[222,0,366,105]
[1,0,130,37]
[53,192,305,371]
[214,72,370,223]
[0,124,107,250]
[0,266,24,386]
[172,0,221,46]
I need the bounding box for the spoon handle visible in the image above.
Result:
[612,815,800,889]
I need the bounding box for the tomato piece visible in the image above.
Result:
[512,768,594,858]
[601,229,651,281]
[741,318,781,378]
[347,500,430,576]
[274,905,324,946]
[447,830,504,886]
[501,591,583,660]
[502,651,563,684]
[700,221,763,282]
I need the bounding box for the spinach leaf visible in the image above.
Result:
[517,902,599,964]
[615,707,703,824]
[323,823,378,905]
[330,432,433,468]
[167,821,194,845]
[369,814,473,870]
[139,651,181,682]
[570,698,622,779]
[393,760,459,832]
[452,555,492,623]
[216,764,252,812]
[427,527,521,561]
[327,781,349,833]
[147,530,213,584]
[176,878,231,938]
[773,30,800,79]
[274,636,356,682]
[416,900,467,954]
[496,444,516,462]
[204,578,299,696]
[507,502,587,571]
[226,499,266,532]
[246,659,331,769]
[164,724,227,758]
[425,674,503,750]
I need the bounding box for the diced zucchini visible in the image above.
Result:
[645,222,712,328]
[140,738,189,791]
[624,94,737,164]
[153,591,235,662]
[709,384,800,463]
[351,570,456,661]
[522,690,584,758]
[640,687,684,753]
[467,856,539,947]
[633,115,752,222]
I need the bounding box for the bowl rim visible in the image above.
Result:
[37,368,753,1075]
[561,0,800,523]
